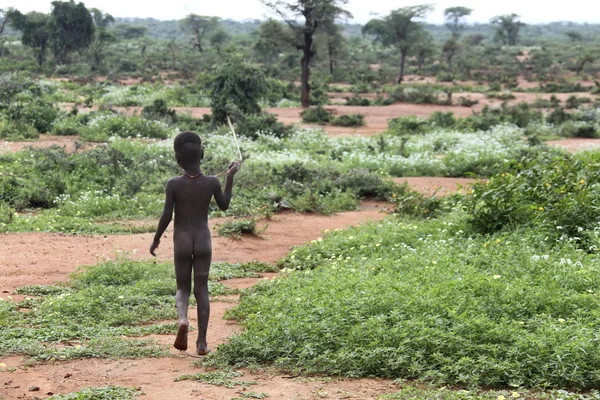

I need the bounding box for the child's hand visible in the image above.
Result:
[149,239,160,257]
[227,161,241,177]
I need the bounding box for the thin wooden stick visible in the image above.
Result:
[227,116,243,162]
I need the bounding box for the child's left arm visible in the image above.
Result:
[150,179,175,256]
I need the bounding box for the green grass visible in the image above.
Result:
[0,258,276,362]
[174,370,256,388]
[214,213,600,389]
[217,218,260,239]
[47,386,140,399]
[379,386,600,400]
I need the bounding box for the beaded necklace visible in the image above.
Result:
[182,173,202,179]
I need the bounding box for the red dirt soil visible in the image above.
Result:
[1,134,87,153]
[394,177,478,195]
[0,201,406,399]
[545,138,600,152]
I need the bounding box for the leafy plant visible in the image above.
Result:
[216,218,259,239]
[300,106,331,124]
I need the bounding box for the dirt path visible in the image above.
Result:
[545,138,600,152]
[0,134,89,153]
[0,201,403,399]
[0,201,390,294]
[394,177,478,195]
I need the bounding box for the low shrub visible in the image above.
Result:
[300,106,331,124]
[0,119,39,140]
[464,151,600,248]
[388,86,441,105]
[142,99,177,122]
[331,113,365,127]
[486,91,516,101]
[335,169,394,199]
[216,219,258,239]
[388,115,429,135]
[457,96,479,107]
[6,100,59,133]
[236,113,292,140]
[0,201,14,225]
[565,95,592,109]
[345,96,371,106]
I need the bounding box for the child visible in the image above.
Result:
[150,131,240,355]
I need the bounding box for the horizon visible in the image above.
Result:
[4,0,600,25]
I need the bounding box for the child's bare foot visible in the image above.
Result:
[196,341,211,356]
[174,321,189,351]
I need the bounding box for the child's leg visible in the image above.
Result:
[193,232,212,355]
[173,234,194,351]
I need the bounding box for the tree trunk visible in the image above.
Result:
[170,40,176,68]
[396,51,407,84]
[300,34,313,108]
[328,45,334,75]
[194,29,203,52]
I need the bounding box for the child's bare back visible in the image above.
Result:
[149,131,239,355]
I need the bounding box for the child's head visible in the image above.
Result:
[174,131,204,168]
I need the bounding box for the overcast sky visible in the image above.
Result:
[2,0,599,24]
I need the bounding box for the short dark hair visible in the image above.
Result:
[174,131,203,165]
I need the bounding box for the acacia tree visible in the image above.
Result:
[444,6,472,38]
[254,19,291,65]
[210,30,231,54]
[89,8,115,71]
[49,0,95,64]
[210,54,268,124]
[262,0,351,108]
[363,5,433,84]
[317,17,346,76]
[6,10,51,65]
[180,15,219,53]
[491,14,525,46]
[442,37,459,72]
[574,52,595,76]
[0,9,10,57]
[414,31,435,74]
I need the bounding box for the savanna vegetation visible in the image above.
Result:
[1,0,600,399]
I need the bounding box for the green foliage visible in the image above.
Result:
[216,218,258,239]
[6,100,59,133]
[465,152,600,250]
[49,0,95,63]
[0,258,267,361]
[300,106,331,124]
[331,113,365,127]
[174,370,255,388]
[565,95,592,109]
[381,386,600,400]
[289,189,357,214]
[236,113,292,140]
[0,201,14,224]
[6,10,51,65]
[142,99,177,122]
[0,119,39,140]
[48,386,140,400]
[457,96,479,107]
[216,213,600,388]
[387,86,441,105]
[345,96,371,106]
[486,91,516,101]
[211,55,268,124]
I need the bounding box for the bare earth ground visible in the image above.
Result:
[393,177,477,196]
[1,95,597,398]
[546,138,600,152]
[0,201,403,400]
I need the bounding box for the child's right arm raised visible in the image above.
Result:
[213,161,240,211]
